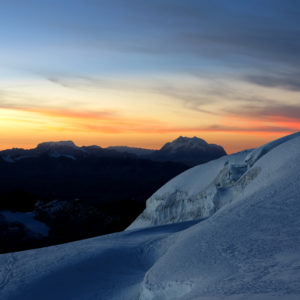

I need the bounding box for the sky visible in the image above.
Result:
[0,0,300,153]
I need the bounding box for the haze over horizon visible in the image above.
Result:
[0,135,289,155]
[1,0,300,153]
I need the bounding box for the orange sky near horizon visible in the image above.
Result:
[1,73,299,155]
[1,105,298,154]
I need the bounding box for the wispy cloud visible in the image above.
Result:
[244,72,300,91]
[38,72,300,125]
[23,107,117,120]
[225,103,300,121]
[84,1,300,69]
[3,104,297,135]
[46,75,108,89]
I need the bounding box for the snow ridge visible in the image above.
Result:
[129,132,300,229]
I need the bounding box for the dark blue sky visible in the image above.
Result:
[1,0,299,78]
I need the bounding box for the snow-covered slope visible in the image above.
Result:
[138,132,300,299]
[0,211,49,237]
[0,133,300,299]
[129,132,300,229]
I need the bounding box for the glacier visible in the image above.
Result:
[0,132,300,299]
[129,131,300,229]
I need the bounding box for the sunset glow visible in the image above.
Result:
[1,1,299,153]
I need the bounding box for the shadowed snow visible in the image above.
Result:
[0,133,300,299]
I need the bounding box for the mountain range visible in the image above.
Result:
[0,136,226,207]
[0,136,226,166]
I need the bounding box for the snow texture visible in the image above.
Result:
[1,211,49,237]
[0,132,300,299]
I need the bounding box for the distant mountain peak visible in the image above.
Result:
[162,136,208,151]
[36,141,78,151]
[152,136,226,166]
[176,136,206,142]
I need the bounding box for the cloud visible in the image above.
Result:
[86,0,300,70]
[3,0,300,81]
[65,123,298,135]
[200,124,296,134]
[41,73,228,116]
[14,0,299,70]
[42,72,300,123]
[244,72,300,91]
[220,103,300,135]
[24,107,117,120]
[30,106,300,134]
[46,75,108,89]
[2,102,298,137]
[225,103,300,121]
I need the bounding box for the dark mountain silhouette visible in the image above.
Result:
[0,137,226,253]
[148,136,226,166]
[105,136,226,166]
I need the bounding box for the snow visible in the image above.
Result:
[0,133,300,299]
[1,211,49,237]
[128,149,251,229]
[129,132,300,230]
[139,134,300,299]
[244,131,300,167]
[2,155,15,163]
[0,221,198,300]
